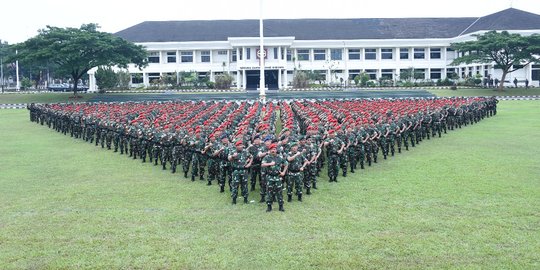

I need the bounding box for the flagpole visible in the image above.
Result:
[0,57,4,93]
[259,0,266,102]
[15,50,20,91]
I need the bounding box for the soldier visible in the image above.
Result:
[190,129,207,181]
[204,134,219,185]
[286,141,309,202]
[261,143,288,212]
[228,140,253,204]
[346,126,357,173]
[247,135,263,192]
[324,129,345,182]
[337,128,349,177]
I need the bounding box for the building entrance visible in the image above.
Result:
[245,70,279,91]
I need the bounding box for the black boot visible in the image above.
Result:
[207,181,212,186]
[260,195,265,203]
[287,194,292,202]
[279,204,285,212]
[191,175,195,182]
[266,204,272,212]
[220,186,224,193]
[313,182,318,189]
[306,188,311,195]
[343,171,347,177]
[298,194,302,202]
[200,175,204,181]
[232,197,236,204]
[244,197,248,204]
[184,172,188,179]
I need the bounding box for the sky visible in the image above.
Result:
[1,0,539,44]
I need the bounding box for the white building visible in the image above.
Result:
[88,8,540,91]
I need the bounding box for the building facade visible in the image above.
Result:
[88,8,540,91]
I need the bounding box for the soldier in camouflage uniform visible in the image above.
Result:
[346,126,357,173]
[324,129,345,182]
[261,143,288,212]
[285,141,308,202]
[337,129,349,177]
[247,135,263,192]
[161,133,173,170]
[204,134,219,185]
[190,130,207,181]
[228,140,253,204]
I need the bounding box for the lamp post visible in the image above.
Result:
[258,0,266,102]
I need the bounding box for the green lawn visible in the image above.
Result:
[427,87,540,97]
[0,92,96,104]
[1,101,539,269]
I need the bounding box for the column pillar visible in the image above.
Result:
[242,70,247,90]
[283,69,288,88]
[236,70,241,89]
[278,69,282,89]
[143,73,149,87]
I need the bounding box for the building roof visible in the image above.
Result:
[115,8,540,43]
[461,8,540,35]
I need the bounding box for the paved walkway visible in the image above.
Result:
[87,90,436,102]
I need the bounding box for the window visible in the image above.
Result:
[246,48,251,60]
[181,51,193,63]
[365,49,377,60]
[430,48,441,59]
[239,49,243,60]
[201,51,210,63]
[148,73,161,84]
[148,52,160,63]
[381,69,394,79]
[348,49,361,60]
[331,49,342,60]
[348,69,361,80]
[297,49,309,61]
[414,48,425,59]
[414,69,425,80]
[381,49,393,60]
[131,74,143,84]
[314,70,326,81]
[400,48,409,60]
[274,47,278,59]
[430,68,442,79]
[446,48,456,60]
[314,49,326,61]
[167,52,176,63]
[217,50,228,55]
[231,51,237,62]
[447,69,457,79]
[286,49,292,61]
[365,69,377,80]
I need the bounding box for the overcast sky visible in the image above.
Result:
[1,0,539,44]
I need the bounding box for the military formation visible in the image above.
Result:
[28,96,498,212]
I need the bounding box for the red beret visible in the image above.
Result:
[235,140,243,146]
[269,143,277,150]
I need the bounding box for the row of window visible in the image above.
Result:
[148,47,455,64]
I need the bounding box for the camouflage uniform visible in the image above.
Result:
[263,153,287,211]
[229,147,252,204]
[286,148,307,202]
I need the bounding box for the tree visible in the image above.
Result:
[11,24,147,95]
[0,40,14,92]
[116,70,131,89]
[451,31,540,91]
[95,66,118,91]
[215,73,233,89]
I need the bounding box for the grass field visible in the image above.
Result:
[427,87,540,97]
[1,101,539,269]
[1,88,540,104]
